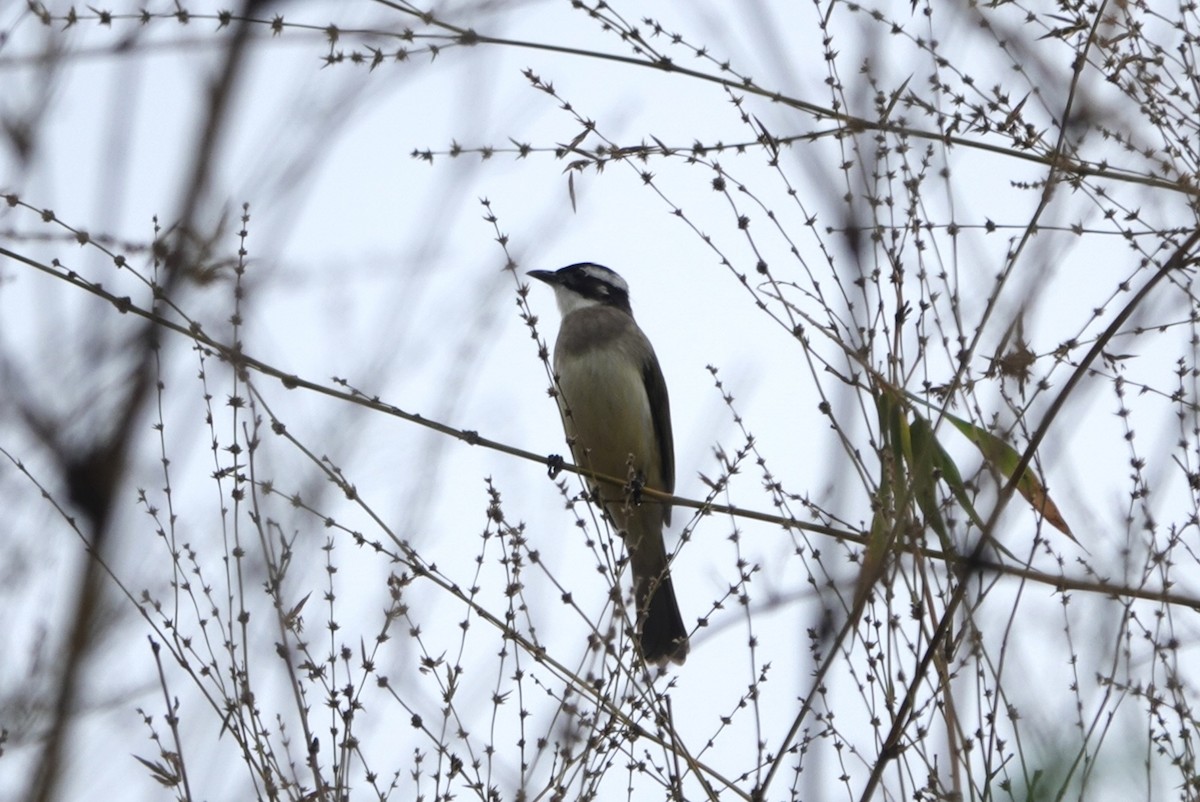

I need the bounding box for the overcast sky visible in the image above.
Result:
[2,2,1199,800]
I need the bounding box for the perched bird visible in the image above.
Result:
[528,263,689,666]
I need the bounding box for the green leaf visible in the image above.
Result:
[908,413,950,547]
[854,508,894,610]
[944,412,1077,543]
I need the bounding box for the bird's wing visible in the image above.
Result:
[642,349,674,525]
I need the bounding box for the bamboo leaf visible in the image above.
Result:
[132,754,181,788]
[945,413,1077,542]
[908,413,950,547]
[858,390,909,608]
[854,509,893,610]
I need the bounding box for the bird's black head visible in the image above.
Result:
[527,262,633,316]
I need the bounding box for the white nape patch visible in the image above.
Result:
[552,285,604,316]
[578,264,629,294]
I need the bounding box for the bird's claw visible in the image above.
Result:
[626,474,645,505]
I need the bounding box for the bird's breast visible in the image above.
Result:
[553,343,659,489]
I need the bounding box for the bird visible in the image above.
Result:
[527,262,689,666]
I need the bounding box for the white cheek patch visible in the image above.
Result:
[553,285,604,316]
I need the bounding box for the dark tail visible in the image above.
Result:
[637,570,689,665]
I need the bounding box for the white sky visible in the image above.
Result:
[2,1,1198,800]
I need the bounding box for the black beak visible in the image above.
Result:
[526,269,559,285]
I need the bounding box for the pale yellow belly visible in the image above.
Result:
[554,347,660,496]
